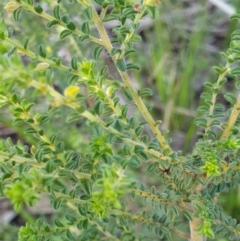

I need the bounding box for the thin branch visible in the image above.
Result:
[91,6,172,152]
[112,209,190,240]
[221,93,240,139]
[204,64,230,137]
[132,189,188,212]
[0,151,91,179]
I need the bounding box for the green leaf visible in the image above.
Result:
[116,59,126,72]
[124,49,136,57]
[219,77,227,85]
[200,91,211,101]
[81,22,90,35]
[66,229,75,239]
[53,5,60,20]
[39,115,51,124]
[231,68,240,75]
[123,88,133,101]
[78,34,89,43]
[61,14,70,24]
[231,35,240,41]
[94,0,105,6]
[71,57,78,70]
[68,75,79,85]
[80,179,92,195]
[7,27,13,38]
[129,155,140,168]
[47,20,59,28]
[197,106,208,113]
[0,183,4,197]
[49,134,58,145]
[64,151,75,163]
[34,4,43,14]
[45,160,55,173]
[134,145,144,154]
[53,198,62,210]
[93,101,103,115]
[230,13,240,20]
[148,163,156,172]
[69,189,76,198]
[130,34,142,42]
[53,179,66,191]
[82,219,88,229]
[224,93,236,104]
[111,119,123,132]
[92,46,104,60]
[0,19,6,33]
[65,156,80,170]
[23,37,29,49]
[24,127,37,134]
[60,29,72,39]
[38,44,46,58]
[13,7,22,22]
[0,31,5,40]
[66,214,77,223]
[80,194,91,200]
[135,126,143,136]
[146,6,157,19]
[54,218,64,227]
[35,149,44,162]
[138,151,148,160]
[210,120,221,126]
[58,169,71,177]
[183,209,193,221]
[194,117,207,128]
[126,63,140,70]
[26,0,33,5]
[110,48,121,56]
[138,88,153,97]
[7,47,16,57]
[83,7,92,20]
[67,22,76,31]
[103,13,119,22]
[121,105,128,118]
[122,8,137,18]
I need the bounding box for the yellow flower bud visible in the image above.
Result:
[35,62,50,71]
[30,145,36,155]
[17,49,25,56]
[144,0,160,6]
[106,86,115,98]
[4,2,20,12]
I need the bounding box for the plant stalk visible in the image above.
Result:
[91,6,172,152]
[221,93,240,139]
[189,218,206,241]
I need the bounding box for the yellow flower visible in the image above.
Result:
[64,86,80,98]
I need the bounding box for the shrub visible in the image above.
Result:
[1,0,240,240]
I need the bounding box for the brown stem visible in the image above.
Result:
[189,218,206,241]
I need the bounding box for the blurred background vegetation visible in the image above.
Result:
[1,0,240,240]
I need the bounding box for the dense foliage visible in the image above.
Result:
[1,0,240,240]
